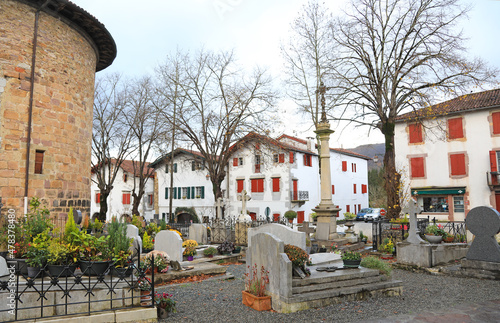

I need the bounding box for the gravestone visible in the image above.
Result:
[406,198,425,244]
[0,256,8,277]
[126,224,142,257]
[297,222,315,239]
[465,206,500,263]
[154,230,183,262]
[189,224,208,244]
[248,223,306,250]
[237,190,252,222]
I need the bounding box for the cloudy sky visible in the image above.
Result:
[76,0,500,149]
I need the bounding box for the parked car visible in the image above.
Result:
[356,208,373,221]
[364,208,386,222]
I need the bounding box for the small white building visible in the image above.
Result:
[149,148,218,223]
[394,88,500,221]
[90,160,155,222]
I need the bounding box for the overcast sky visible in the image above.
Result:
[76,0,500,149]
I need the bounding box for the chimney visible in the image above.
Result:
[306,137,314,151]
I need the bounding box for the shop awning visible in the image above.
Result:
[411,187,466,196]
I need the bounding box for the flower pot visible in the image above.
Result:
[27,266,44,278]
[206,254,214,258]
[111,265,134,278]
[342,259,361,268]
[9,258,28,275]
[187,256,194,261]
[425,234,442,244]
[140,290,152,307]
[79,260,111,276]
[157,307,169,319]
[233,248,241,254]
[242,290,272,311]
[47,264,77,277]
[142,248,153,254]
[443,236,454,243]
[319,248,327,253]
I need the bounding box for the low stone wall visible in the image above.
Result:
[397,242,469,268]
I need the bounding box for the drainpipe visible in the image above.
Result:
[24,0,51,215]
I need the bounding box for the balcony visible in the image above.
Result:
[487,171,500,191]
[291,191,309,204]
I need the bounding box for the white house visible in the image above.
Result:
[394,88,500,222]
[90,160,155,222]
[149,148,218,223]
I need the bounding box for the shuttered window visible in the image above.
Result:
[450,153,466,176]
[331,185,335,195]
[233,158,238,167]
[34,150,44,174]
[272,177,280,192]
[237,179,244,193]
[95,193,100,203]
[361,184,367,194]
[303,154,312,166]
[346,205,350,213]
[251,178,264,193]
[297,211,304,224]
[289,152,294,163]
[342,161,347,172]
[279,153,285,163]
[448,117,464,139]
[409,123,423,143]
[410,157,425,178]
[122,193,131,205]
[493,112,500,135]
[353,184,357,194]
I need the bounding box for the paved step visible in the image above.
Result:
[293,275,383,294]
[292,266,380,287]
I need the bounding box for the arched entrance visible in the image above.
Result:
[177,213,193,223]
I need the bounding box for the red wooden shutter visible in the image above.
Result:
[258,179,264,192]
[297,211,304,224]
[342,161,347,172]
[237,179,244,193]
[272,178,280,192]
[279,154,285,163]
[353,184,357,194]
[410,157,425,178]
[361,184,367,194]
[409,123,423,143]
[346,205,350,213]
[493,112,500,134]
[251,179,264,193]
[450,153,466,176]
[448,117,464,139]
[331,185,335,194]
[358,204,361,211]
[122,193,131,204]
[303,154,307,166]
[233,158,238,166]
[289,152,294,163]
[96,193,100,203]
[490,150,498,172]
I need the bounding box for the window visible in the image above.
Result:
[352,163,357,172]
[361,184,367,194]
[289,152,295,163]
[233,158,238,167]
[165,187,169,199]
[410,157,425,178]
[251,178,264,193]
[353,184,357,194]
[409,123,423,143]
[173,163,177,173]
[192,161,196,171]
[239,157,243,165]
[492,111,500,135]
[423,196,448,212]
[182,187,188,199]
[342,161,347,172]
[237,179,244,193]
[272,177,280,192]
[95,193,101,203]
[448,117,464,139]
[453,196,464,212]
[122,193,131,205]
[273,154,279,163]
[303,154,312,167]
[279,153,285,163]
[166,163,177,173]
[450,153,466,176]
[255,155,261,173]
[346,205,350,213]
[196,186,205,198]
[358,204,361,212]
[331,185,335,195]
[123,173,128,182]
[148,194,153,206]
[34,150,44,174]
[297,211,304,224]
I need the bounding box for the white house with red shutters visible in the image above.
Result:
[90,160,155,222]
[394,88,500,222]
[149,148,218,223]
[225,133,370,222]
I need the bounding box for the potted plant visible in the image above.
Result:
[182,239,198,249]
[359,231,368,243]
[284,210,297,223]
[379,238,395,259]
[46,239,78,277]
[344,212,356,222]
[425,225,445,244]
[242,264,271,311]
[138,277,152,306]
[284,244,310,276]
[183,246,197,261]
[108,220,133,276]
[25,229,51,278]
[142,232,154,253]
[233,246,242,254]
[203,247,217,258]
[217,241,234,255]
[71,230,111,276]
[143,253,169,273]
[154,292,176,319]
[341,250,362,268]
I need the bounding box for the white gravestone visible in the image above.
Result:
[154,230,183,263]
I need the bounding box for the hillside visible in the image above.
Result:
[346,143,385,169]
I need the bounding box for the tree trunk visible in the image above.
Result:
[381,121,401,219]
[132,191,142,217]
[98,192,109,222]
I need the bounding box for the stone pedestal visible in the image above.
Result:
[315,208,341,241]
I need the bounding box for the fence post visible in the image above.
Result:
[151,255,155,307]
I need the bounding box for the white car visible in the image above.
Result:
[364,208,386,222]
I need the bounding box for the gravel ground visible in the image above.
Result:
[157,263,500,323]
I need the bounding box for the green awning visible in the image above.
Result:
[411,187,466,196]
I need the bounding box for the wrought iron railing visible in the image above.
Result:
[168,223,191,239]
[291,191,309,201]
[0,248,155,322]
[207,217,289,245]
[372,218,429,253]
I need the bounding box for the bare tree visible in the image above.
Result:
[91,74,134,221]
[123,77,169,217]
[157,50,278,209]
[330,0,497,218]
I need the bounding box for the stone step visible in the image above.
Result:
[292,266,380,287]
[292,275,384,294]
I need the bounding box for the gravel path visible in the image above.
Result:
[157,263,500,323]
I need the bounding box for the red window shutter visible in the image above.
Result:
[493,112,500,134]
[289,152,294,163]
[490,150,498,172]
[358,204,361,211]
[279,154,285,163]
[361,184,367,194]
[346,205,350,213]
[410,157,425,178]
[149,194,153,205]
[272,178,280,192]
[237,179,244,193]
[122,193,130,205]
[331,185,335,195]
[342,161,347,172]
[96,193,100,203]
[255,143,260,150]
[409,123,423,143]
[448,118,464,139]
[251,179,264,193]
[233,158,238,166]
[258,179,264,192]
[297,211,304,224]
[353,184,357,194]
[450,153,466,176]
[303,154,307,166]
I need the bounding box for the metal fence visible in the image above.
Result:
[168,223,191,240]
[0,249,155,322]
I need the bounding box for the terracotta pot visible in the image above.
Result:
[242,290,272,311]
[140,290,152,307]
[157,307,168,319]
[443,236,454,243]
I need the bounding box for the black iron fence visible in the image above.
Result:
[168,223,191,240]
[0,249,155,322]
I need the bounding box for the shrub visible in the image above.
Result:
[284,210,297,220]
[182,240,198,248]
[341,250,361,261]
[360,256,392,277]
[284,244,309,268]
[217,241,234,254]
[203,247,217,257]
[64,208,79,244]
[244,264,269,297]
[183,246,197,257]
[143,232,154,250]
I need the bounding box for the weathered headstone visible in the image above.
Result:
[0,256,9,277]
[297,222,315,239]
[248,223,306,250]
[216,197,224,220]
[126,224,142,257]
[189,224,208,244]
[466,206,500,263]
[406,198,425,244]
[154,230,183,262]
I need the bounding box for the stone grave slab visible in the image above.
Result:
[155,230,183,262]
[465,206,500,263]
[248,223,306,250]
[0,257,9,277]
[188,223,207,245]
[126,224,142,257]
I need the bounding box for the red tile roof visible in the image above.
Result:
[396,88,500,121]
[229,132,317,155]
[118,160,153,178]
[330,148,371,160]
